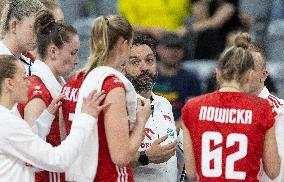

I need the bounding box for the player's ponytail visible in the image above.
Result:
[83,15,133,74]
[217,32,255,84]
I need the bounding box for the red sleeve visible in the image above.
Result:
[262,100,276,130]
[102,76,125,95]
[181,102,191,129]
[27,80,52,107]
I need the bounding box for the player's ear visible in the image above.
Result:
[215,68,221,82]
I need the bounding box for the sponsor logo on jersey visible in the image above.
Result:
[145,128,155,140]
[140,142,152,149]
[25,162,33,168]
[33,85,42,94]
[114,79,122,83]
[167,128,175,138]
[163,114,171,121]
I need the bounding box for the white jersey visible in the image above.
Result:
[0,41,33,76]
[259,86,284,182]
[0,105,96,182]
[133,93,178,182]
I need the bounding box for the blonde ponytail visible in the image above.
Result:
[218,32,254,83]
[83,15,133,74]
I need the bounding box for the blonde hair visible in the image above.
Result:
[217,32,255,84]
[0,0,44,35]
[40,0,60,10]
[83,15,133,73]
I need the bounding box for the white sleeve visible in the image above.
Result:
[31,109,55,139]
[275,112,284,159]
[0,113,95,172]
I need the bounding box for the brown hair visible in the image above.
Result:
[0,0,44,35]
[83,15,133,73]
[248,41,267,69]
[0,55,18,93]
[34,10,77,60]
[217,32,255,84]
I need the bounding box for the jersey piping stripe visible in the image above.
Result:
[268,95,281,108]
[123,167,128,182]
[269,95,283,107]
[57,173,60,182]
[116,166,121,182]
[49,172,52,182]
[49,172,61,182]
[116,166,128,182]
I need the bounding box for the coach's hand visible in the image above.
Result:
[146,135,177,164]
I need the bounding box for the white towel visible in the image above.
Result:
[31,60,65,98]
[66,66,138,182]
[0,41,28,117]
[0,41,12,55]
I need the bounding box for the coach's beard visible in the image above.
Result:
[125,70,158,94]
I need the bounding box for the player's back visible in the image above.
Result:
[61,72,85,134]
[182,91,275,182]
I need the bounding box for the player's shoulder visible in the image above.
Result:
[102,76,125,94]
[184,92,216,108]
[28,75,43,84]
[103,76,124,87]
[66,72,86,85]
[245,93,272,108]
[266,94,284,110]
[28,75,49,93]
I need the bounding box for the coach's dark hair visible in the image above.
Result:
[0,55,18,94]
[34,10,77,60]
[217,32,255,84]
[83,15,133,73]
[132,34,157,56]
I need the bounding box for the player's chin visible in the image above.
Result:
[61,70,73,77]
[27,43,37,52]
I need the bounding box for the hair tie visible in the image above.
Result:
[104,17,109,26]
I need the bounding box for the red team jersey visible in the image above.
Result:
[182,91,275,182]
[61,72,134,182]
[17,75,65,182]
[61,72,86,135]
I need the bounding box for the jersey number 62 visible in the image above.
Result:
[201,131,248,180]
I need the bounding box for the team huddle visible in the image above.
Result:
[0,0,283,182]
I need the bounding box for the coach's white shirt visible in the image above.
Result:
[133,93,178,182]
[259,86,284,182]
[0,105,96,182]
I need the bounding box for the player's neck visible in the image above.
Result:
[219,82,241,92]
[0,94,14,110]
[3,35,22,58]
